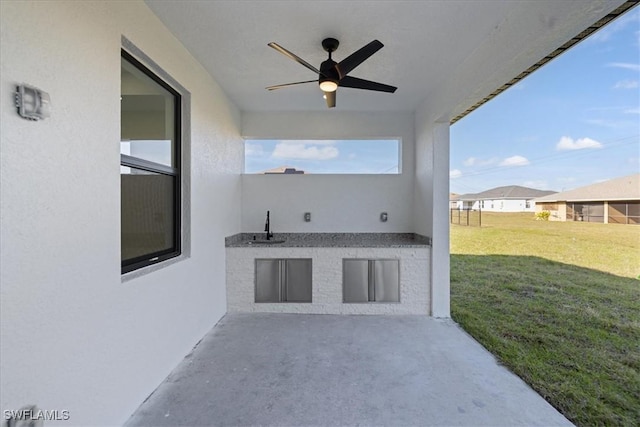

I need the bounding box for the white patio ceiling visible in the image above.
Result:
[145,0,629,120]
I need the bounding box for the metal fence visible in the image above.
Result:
[450,208,482,227]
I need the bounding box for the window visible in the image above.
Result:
[608,201,640,225]
[526,200,531,209]
[569,202,604,223]
[121,50,181,273]
[244,139,401,174]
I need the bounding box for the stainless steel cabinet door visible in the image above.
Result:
[373,260,400,302]
[285,259,312,302]
[255,259,281,303]
[343,259,370,302]
[256,258,312,303]
[343,259,400,303]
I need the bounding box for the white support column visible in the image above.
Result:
[431,122,450,318]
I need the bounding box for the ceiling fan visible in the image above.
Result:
[266,38,397,108]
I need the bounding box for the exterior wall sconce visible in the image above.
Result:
[15,84,51,121]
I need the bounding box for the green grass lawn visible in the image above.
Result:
[450,212,640,426]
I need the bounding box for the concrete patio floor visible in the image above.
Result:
[125,313,572,426]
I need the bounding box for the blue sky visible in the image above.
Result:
[245,8,638,184]
[450,8,639,195]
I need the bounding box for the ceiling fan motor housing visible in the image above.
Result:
[319,38,340,90]
[319,59,339,88]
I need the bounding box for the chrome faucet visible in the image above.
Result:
[264,210,274,240]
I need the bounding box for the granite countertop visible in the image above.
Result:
[225,233,431,248]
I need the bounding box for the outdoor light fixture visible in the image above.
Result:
[15,84,51,121]
[319,78,338,92]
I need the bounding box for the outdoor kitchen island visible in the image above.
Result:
[225,233,431,315]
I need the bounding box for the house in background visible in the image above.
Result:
[449,193,460,209]
[535,174,640,224]
[1,1,634,425]
[454,185,556,212]
[262,166,306,174]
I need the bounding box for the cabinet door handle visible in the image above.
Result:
[368,260,375,302]
[280,260,287,302]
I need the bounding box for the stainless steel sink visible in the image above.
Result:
[246,239,286,245]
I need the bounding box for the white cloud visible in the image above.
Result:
[499,155,530,167]
[450,169,462,179]
[272,142,339,160]
[556,136,603,151]
[613,79,639,89]
[463,157,476,166]
[624,108,640,114]
[245,143,264,156]
[607,62,640,72]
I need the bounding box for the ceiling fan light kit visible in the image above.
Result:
[319,79,338,92]
[267,38,397,108]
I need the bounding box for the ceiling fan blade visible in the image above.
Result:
[266,80,317,91]
[339,76,397,93]
[268,42,322,75]
[324,91,336,108]
[335,40,383,79]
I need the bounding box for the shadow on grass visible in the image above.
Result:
[451,254,640,427]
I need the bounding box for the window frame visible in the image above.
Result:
[121,49,182,274]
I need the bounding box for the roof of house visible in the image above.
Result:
[457,185,556,201]
[259,166,306,174]
[535,174,640,202]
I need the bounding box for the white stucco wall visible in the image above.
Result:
[456,199,537,212]
[0,1,242,425]
[480,199,536,212]
[414,112,450,318]
[241,112,415,232]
